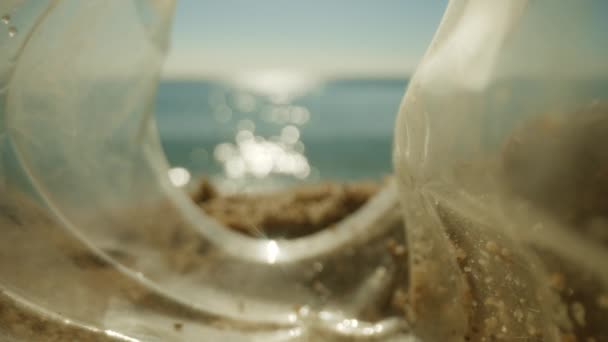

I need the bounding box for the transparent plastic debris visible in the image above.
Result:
[395,0,608,341]
[0,1,413,341]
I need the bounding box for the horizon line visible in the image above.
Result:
[159,71,414,82]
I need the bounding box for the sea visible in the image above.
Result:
[155,78,408,192]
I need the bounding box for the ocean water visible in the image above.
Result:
[155,78,408,191]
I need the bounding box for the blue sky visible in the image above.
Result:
[162,1,448,79]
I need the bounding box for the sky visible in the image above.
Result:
[161,1,448,79]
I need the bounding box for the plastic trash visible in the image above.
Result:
[395,0,608,341]
[0,1,411,341]
[4,0,606,341]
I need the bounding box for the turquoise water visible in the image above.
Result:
[155,78,407,189]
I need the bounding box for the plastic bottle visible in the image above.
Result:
[0,1,409,340]
[395,1,608,341]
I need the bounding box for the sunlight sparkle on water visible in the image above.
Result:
[168,167,191,187]
[214,129,311,180]
[235,70,319,103]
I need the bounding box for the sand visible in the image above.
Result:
[192,179,381,238]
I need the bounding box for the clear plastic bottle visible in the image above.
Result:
[395,1,608,341]
[0,1,409,340]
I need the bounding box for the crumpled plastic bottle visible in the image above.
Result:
[0,1,411,341]
[395,0,608,341]
[4,0,606,341]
